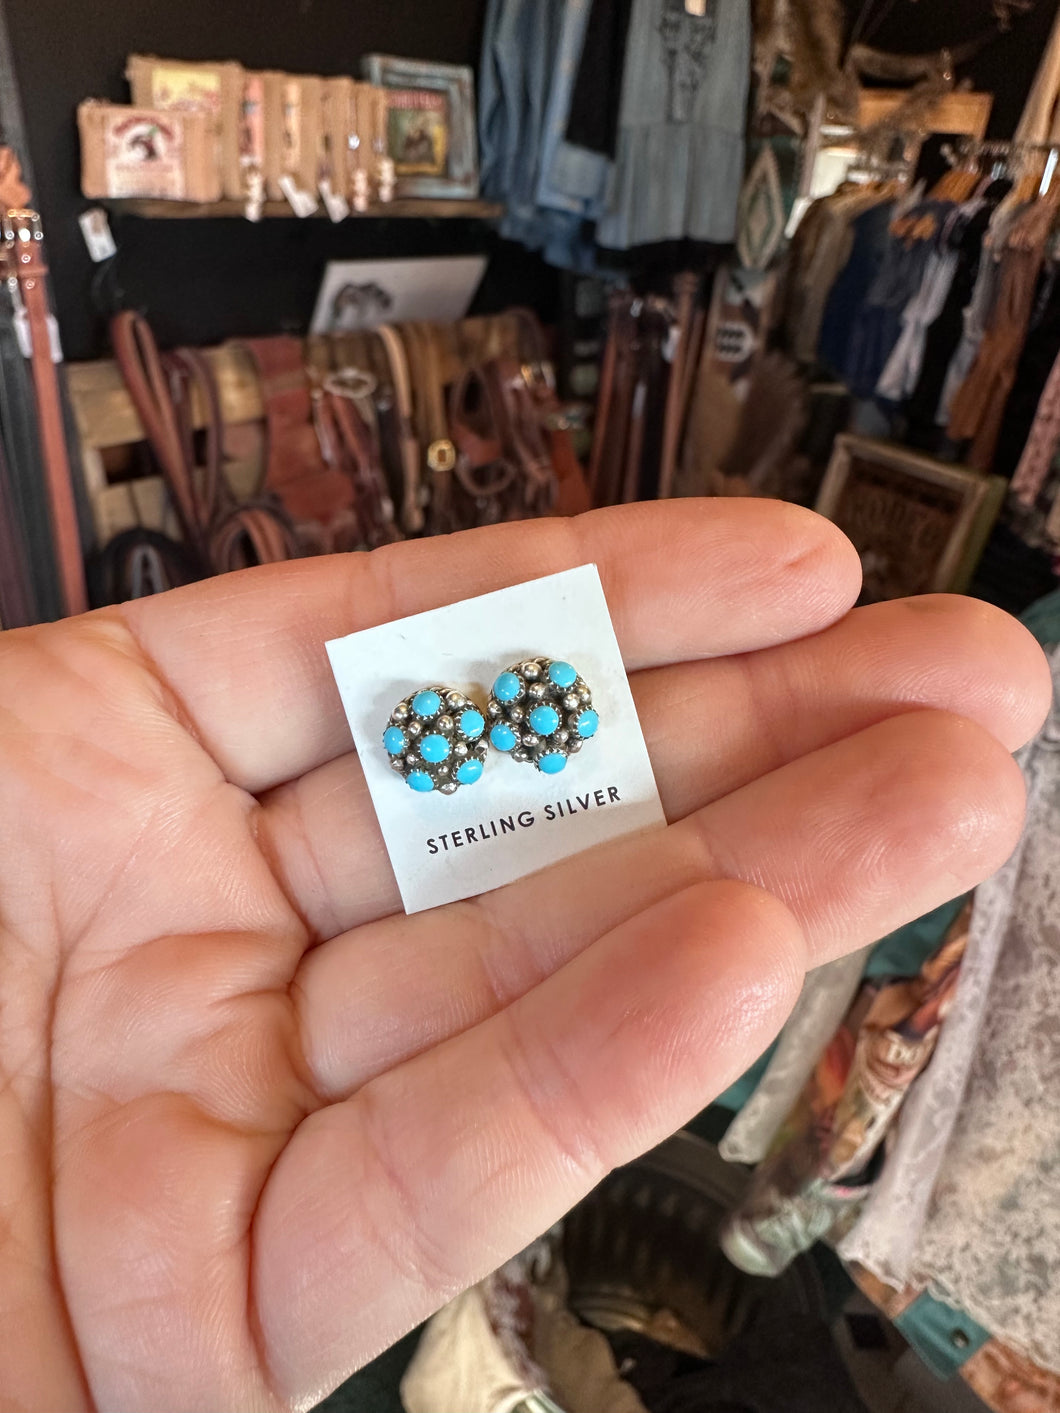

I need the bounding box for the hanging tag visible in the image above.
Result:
[13,307,64,362]
[662,324,681,364]
[12,305,30,358]
[47,312,64,362]
[242,167,265,223]
[685,0,707,13]
[278,174,319,218]
[319,177,349,223]
[78,207,117,263]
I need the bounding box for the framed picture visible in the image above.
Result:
[815,435,1006,603]
[362,54,478,200]
[309,255,487,334]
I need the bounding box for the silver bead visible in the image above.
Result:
[556,730,570,745]
[446,692,466,710]
[563,693,580,712]
[509,706,525,724]
[439,781,459,796]
[437,715,454,734]
[405,753,419,767]
[407,720,423,737]
[391,703,409,724]
[522,661,541,680]
[528,682,547,699]
[390,757,406,772]
[567,714,581,730]
[522,733,540,750]
[512,747,530,762]
[454,742,469,758]
[579,687,591,703]
[569,737,583,753]
[488,701,503,717]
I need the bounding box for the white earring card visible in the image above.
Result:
[326,564,666,914]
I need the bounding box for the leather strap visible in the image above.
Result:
[3,209,88,616]
[376,323,424,533]
[588,291,625,507]
[449,364,519,521]
[237,335,356,538]
[591,294,639,509]
[657,272,699,500]
[89,526,199,605]
[401,322,458,535]
[316,368,401,548]
[112,312,299,573]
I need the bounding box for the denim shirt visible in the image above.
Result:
[480,0,607,271]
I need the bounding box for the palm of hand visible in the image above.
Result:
[0,504,1047,1411]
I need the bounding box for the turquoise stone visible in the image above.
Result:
[419,733,450,763]
[539,752,567,775]
[529,704,560,736]
[412,689,441,718]
[490,723,517,751]
[383,726,406,755]
[460,709,485,739]
[548,661,577,689]
[493,671,522,702]
[456,758,484,785]
[407,771,435,793]
[576,709,600,739]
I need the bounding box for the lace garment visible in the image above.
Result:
[842,646,1060,1372]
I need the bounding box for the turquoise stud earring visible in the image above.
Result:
[384,686,488,795]
[487,658,598,774]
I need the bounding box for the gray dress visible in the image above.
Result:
[597,0,751,250]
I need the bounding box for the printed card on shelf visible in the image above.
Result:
[326,564,666,914]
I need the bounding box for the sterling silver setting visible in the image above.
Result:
[383,686,488,795]
[487,658,599,775]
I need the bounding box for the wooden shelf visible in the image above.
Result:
[104,197,504,221]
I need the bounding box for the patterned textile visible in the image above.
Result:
[719,913,969,1278]
[844,643,1060,1375]
[1011,347,1060,507]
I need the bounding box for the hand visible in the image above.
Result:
[1,501,1048,1411]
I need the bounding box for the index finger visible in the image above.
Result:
[114,500,861,793]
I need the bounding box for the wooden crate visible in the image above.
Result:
[66,344,265,547]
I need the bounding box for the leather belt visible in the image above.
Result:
[401,322,458,535]
[2,209,88,616]
[112,311,298,573]
[376,323,425,533]
[314,367,402,548]
[590,292,640,508]
[658,272,700,500]
[237,335,358,546]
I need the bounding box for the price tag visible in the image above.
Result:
[14,308,64,362]
[319,178,349,223]
[78,207,117,263]
[278,174,319,218]
[685,0,707,12]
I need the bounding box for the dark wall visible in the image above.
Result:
[2,0,512,360]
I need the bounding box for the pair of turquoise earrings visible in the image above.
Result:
[383,656,599,795]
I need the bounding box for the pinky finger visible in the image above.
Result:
[252,880,806,1403]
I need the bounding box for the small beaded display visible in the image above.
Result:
[383,686,489,795]
[487,658,599,775]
